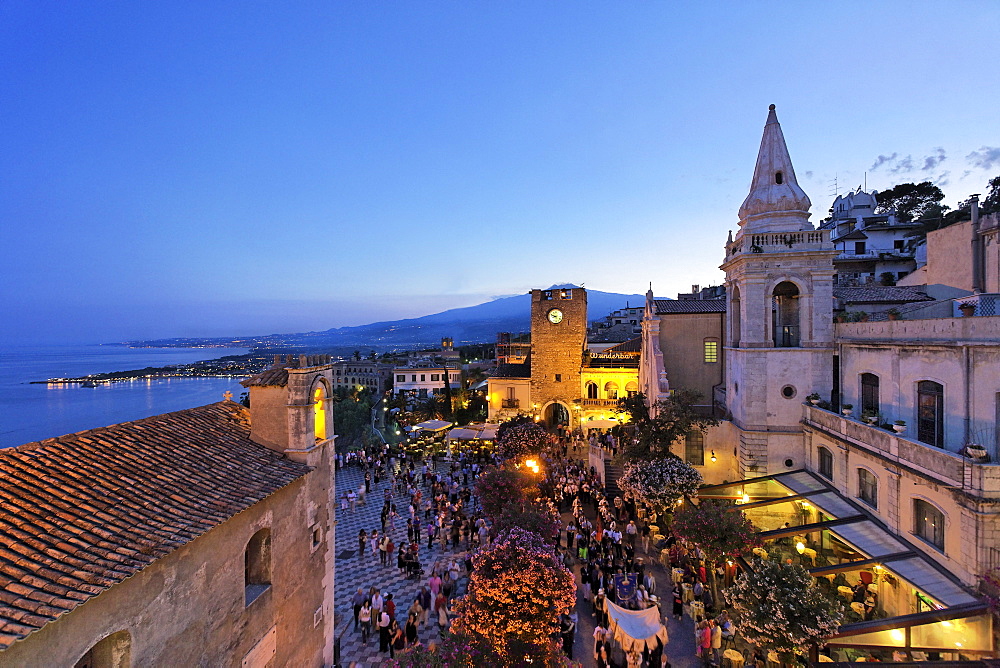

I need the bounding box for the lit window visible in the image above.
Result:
[917,381,944,447]
[685,431,705,466]
[914,499,945,550]
[858,468,877,508]
[431,374,440,382]
[704,340,719,363]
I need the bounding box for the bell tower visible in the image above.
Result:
[720,105,837,475]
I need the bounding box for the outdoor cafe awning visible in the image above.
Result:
[446,424,499,441]
[411,420,453,433]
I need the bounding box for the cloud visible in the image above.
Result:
[936,171,950,187]
[921,148,946,171]
[890,155,914,174]
[870,153,897,171]
[804,170,814,179]
[966,146,1000,171]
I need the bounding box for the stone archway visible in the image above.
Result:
[543,402,570,429]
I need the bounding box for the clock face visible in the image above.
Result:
[548,309,564,324]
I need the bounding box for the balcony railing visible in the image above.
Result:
[581,399,619,407]
[501,398,520,409]
[802,405,1000,496]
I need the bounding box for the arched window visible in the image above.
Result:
[604,382,619,400]
[586,382,598,399]
[625,381,639,398]
[860,373,879,416]
[914,499,945,550]
[685,430,705,466]
[772,281,801,347]
[775,171,784,185]
[313,386,327,441]
[858,468,878,508]
[817,447,833,480]
[917,381,944,447]
[74,630,131,668]
[730,285,741,347]
[245,528,272,606]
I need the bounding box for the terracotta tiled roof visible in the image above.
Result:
[241,366,289,387]
[0,402,310,649]
[602,338,641,353]
[833,286,934,304]
[653,299,726,314]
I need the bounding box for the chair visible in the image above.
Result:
[859,571,874,586]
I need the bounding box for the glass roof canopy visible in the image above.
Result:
[699,470,988,654]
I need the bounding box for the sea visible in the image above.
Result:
[0,345,250,449]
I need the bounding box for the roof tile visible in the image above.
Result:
[0,402,311,649]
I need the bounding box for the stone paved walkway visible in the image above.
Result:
[334,461,470,667]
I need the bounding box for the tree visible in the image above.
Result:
[874,181,945,223]
[452,527,576,655]
[726,557,843,661]
[671,499,762,603]
[617,456,702,510]
[494,421,550,461]
[983,175,1000,215]
[474,467,534,520]
[614,391,719,461]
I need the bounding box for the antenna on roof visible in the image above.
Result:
[864,171,867,191]
[828,174,839,197]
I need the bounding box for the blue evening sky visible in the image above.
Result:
[2,2,998,344]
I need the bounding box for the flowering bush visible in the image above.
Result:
[475,466,532,520]
[618,456,702,509]
[492,500,563,544]
[453,527,576,652]
[495,421,551,461]
[671,499,761,562]
[726,557,843,656]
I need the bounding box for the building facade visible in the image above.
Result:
[331,359,393,394]
[0,354,337,668]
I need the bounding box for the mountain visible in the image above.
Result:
[295,285,648,347]
[124,286,649,350]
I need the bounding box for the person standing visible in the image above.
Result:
[711,617,722,664]
[358,530,367,559]
[405,612,419,646]
[378,609,391,653]
[351,588,365,631]
[560,613,576,659]
[358,600,372,644]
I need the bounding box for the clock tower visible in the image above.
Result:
[529,287,588,428]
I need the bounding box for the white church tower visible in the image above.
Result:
[720,105,837,476]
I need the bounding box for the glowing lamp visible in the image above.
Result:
[710,450,717,462]
[525,459,537,468]
[890,629,905,643]
[796,541,806,554]
[741,493,751,504]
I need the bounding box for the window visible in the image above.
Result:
[704,339,719,363]
[604,382,619,400]
[858,468,877,508]
[917,381,944,447]
[411,375,416,382]
[914,499,945,550]
[313,386,327,441]
[586,382,598,399]
[775,171,783,185]
[74,630,131,668]
[855,241,867,255]
[818,447,833,480]
[418,389,427,398]
[894,239,905,250]
[555,374,562,382]
[861,373,880,416]
[626,381,638,398]
[396,375,404,382]
[430,374,439,381]
[420,374,426,382]
[245,528,272,606]
[772,281,801,347]
[685,431,705,466]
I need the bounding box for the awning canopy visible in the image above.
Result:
[605,600,668,652]
[585,418,619,429]
[446,424,499,441]
[411,420,453,433]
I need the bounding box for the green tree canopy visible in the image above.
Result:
[614,390,718,461]
[982,175,1000,215]
[875,181,946,222]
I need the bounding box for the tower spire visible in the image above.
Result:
[738,104,812,235]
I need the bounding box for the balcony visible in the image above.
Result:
[802,405,1000,498]
[501,398,520,409]
[834,248,914,262]
[726,229,831,259]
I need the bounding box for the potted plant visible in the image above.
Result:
[959,302,977,317]
[841,403,853,416]
[893,420,906,434]
[961,444,990,462]
[887,308,901,321]
[862,410,878,425]
[806,393,821,406]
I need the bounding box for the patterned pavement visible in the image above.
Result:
[334,461,471,667]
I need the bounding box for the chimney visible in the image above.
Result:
[971,194,983,293]
[692,285,700,295]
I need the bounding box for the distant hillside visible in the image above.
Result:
[296,285,647,347]
[124,286,649,350]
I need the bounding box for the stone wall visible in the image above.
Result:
[529,289,588,427]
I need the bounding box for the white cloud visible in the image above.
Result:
[966,146,1000,171]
